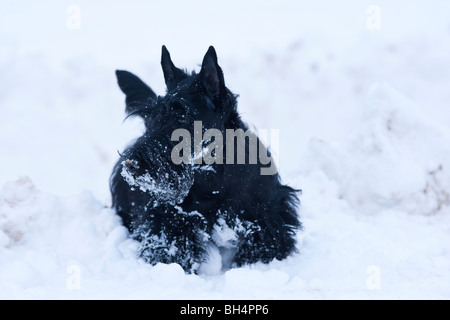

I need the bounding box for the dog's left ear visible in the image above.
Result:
[200,46,225,103]
[161,45,188,91]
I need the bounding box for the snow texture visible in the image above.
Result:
[1,1,450,299]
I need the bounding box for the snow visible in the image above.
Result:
[1,0,450,299]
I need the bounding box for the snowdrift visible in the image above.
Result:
[1,1,450,299]
[2,81,450,299]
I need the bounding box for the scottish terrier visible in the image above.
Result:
[110,46,301,273]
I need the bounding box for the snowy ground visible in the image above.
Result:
[1,1,450,299]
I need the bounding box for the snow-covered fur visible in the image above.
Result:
[110,46,301,273]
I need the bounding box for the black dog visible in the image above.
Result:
[110,46,301,273]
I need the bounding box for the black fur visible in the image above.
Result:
[110,46,301,273]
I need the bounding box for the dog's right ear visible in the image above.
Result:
[115,70,157,114]
[161,45,188,91]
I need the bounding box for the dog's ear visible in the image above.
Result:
[200,46,225,103]
[116,70,156,113]
[161,45,188,91]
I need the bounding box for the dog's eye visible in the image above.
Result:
[172,101,184,111]
[178,115,188,124]
[170,102,189,124]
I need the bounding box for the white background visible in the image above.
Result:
[0,0,449,299]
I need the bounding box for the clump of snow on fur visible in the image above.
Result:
[120,159,193,204]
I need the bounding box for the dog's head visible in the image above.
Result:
[116,46,236,131]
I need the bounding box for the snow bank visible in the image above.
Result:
[300,83,450,215]
[1,1,450,299]
[1,176,449,299]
